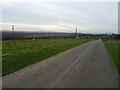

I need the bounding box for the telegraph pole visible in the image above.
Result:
[75,26,77,38]
[12,25,15,39]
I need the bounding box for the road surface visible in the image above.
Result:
[3,39,118,88]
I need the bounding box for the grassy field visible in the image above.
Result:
[2,39,92,76]
[103,40,119,73]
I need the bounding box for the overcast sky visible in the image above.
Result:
[1,1,118,34]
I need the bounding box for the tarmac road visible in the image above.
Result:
[2,39,118,88]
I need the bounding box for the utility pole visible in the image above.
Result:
[12,25,15,39]
[75,26,77,38]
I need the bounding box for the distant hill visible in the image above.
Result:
[1,30,77,40]
[1,30,119,40]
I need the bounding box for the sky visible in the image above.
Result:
[0,1,118,34]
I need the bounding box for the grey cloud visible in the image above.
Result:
[2,2,118,33]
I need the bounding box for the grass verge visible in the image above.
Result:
[103,40,119,73]
[2,39,92,76]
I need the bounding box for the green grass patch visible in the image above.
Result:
[103,40,119,73]
[2,39,92,76]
